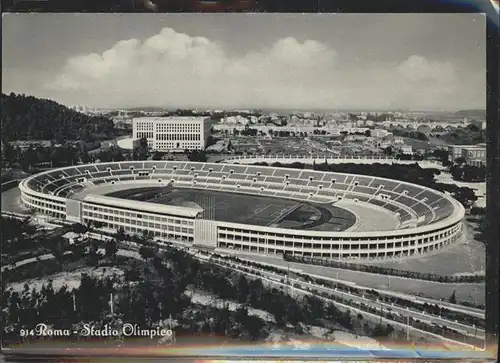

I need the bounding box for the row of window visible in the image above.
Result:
[83,205,193,225]
[155,133,201,141]
[135,131,154,139]
[156,142,202,150]
[154,124,202,132]
[217,243,441,258]
[135,126,154,132]
[22,194,65,212]
[217,225,459,243]
[84,213,194,233]
[217,233,456,248]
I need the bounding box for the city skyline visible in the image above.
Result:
[2,13,486,111]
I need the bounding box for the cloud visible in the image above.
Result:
[47,27,338,109]
[46,27,482,110]
[396,55,455,84]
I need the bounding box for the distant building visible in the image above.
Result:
[461,146,486,166]
[393,136,404,145]
[379,141,391,149]
[62,231,83,245]
[206,140,228,153]
[101,140,118,149]
[371,129,388,138]
[222,115,250,125]
[399,145,413,154]
[345,135,367,142]
[468,119,486,130]
[9,140,52,151]
[448,144,479,163]
[114,121,133,130]
[133,117,211,152]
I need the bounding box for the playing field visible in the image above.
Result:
[107,187,356,231]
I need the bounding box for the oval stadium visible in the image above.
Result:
[18,161,465,260]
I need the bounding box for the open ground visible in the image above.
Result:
[108,187,357,231]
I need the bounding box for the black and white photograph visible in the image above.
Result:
[0,13,496,360]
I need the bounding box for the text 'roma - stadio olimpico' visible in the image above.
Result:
[18,161,465,261]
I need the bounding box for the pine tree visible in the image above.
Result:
[449,290,457,304]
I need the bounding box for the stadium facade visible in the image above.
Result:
[19,161,465,260]
[132,117,211,152]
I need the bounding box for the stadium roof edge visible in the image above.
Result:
[82,194,203,218]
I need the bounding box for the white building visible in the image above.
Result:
[133,117,211,152]
[393,136,404,144]
[62,231,82,245]
[222,115,250,125]
[400,145,413,154]
[371,129,389,138]
[447,144,486,163]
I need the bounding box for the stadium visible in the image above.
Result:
[18,161,465,260]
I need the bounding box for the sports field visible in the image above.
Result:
[107,187,356,231]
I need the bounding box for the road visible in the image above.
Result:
[204,256,478,349]
[210,256,485,339]
[224,254,484,319]
[225,251,485,305]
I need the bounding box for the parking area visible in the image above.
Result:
[259,138,317,155]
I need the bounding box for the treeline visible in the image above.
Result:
[113,235,395,339]
[1,93,115,143]
[2,143,91,170]
[2,233,376,345]
[252,161,478,207]
[391,128,429,141]
[283,254,485,283]
[450,164,486,182]
[441,125,485,145]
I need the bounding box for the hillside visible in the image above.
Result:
[454,110,486,119]
[1,93,116,142]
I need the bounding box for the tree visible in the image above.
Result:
[187,150,207,162]
[1,93,116,142]
[243,315,265,341]
[105,239,118,259]
[325,302,339,320]
[236,275,250,303]
[80,150,91,164]
[466,124,480,132]
[303,295,325,324]
[234,305,249,326]
[139,246,156,260]
[115,227,127,242]
[136,138,149,160]
[449,290,457,304]
[71,222,88,234]
[2,142,18,165]
[86,239,101,266]
[94,221,105,229]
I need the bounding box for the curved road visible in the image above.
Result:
[224,252,485,305]
[210,256,485,339]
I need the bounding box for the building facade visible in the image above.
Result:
[448,144,474,163]
[133,117,211,152]
[18,160,464,261]
[461,146,486,166]
[448,144,486,165]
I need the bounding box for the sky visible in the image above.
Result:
[2,13,486,111]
